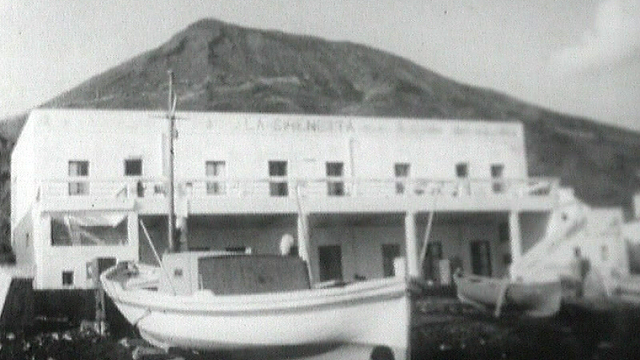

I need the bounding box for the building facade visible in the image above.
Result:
[11,109,560,290]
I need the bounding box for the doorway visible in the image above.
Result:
[423,242,443,282]
[470,240,492,276]
[318,245,343,281]
[382,243,401,277]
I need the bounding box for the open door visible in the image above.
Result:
[470,240,492,276]
[318,245,343,281]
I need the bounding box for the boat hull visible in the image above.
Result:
[101,265,409,358]
[454,273,562,318]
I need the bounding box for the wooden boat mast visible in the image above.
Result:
[167,70,177,253]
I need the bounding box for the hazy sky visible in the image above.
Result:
[1,0,639,130]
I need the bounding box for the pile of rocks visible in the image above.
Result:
[0,327,129,360]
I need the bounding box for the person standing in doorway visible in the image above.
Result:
[570,247,590,298]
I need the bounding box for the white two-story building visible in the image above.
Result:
[11,108,565,290]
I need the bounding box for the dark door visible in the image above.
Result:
[382,243,401,277]
[470,240,492,276]
[423,242,443,282]
[318,245,343,281]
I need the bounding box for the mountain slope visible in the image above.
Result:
[2,18,640,244]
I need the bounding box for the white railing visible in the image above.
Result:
[36,177,559,202]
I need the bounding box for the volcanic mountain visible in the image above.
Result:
[1,18,640,242]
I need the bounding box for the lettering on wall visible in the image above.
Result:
[243,117,356,133]
[453,125,518,137]
[232,116,519,138]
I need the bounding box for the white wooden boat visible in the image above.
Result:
[100,73,410,358]
[100,252,410,359]
[453,270,562,318]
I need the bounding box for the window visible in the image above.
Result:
[269,161,288,197]
[491,164,505,193]
[206,161,226,195]
[69,182,88,196]
[326,162,344,196]
[394,163,410,194]
[490,164,504,178]
[62,271,74,286]
[124,159,143,176]
[456,162,468,178]
[455,162,470,196]
[69,161,89,176]
[68,160,89,195]
[269,161,287,176]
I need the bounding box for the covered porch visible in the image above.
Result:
[137,209,550,284]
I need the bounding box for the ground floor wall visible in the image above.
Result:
[16,208,555,290]
[310,225,405,282]
[140,215,297,264]
[188,218,296,256]
[139,212,523,284]
[31,212,139,289]
[417,218,511,281]
[10,207,34,267]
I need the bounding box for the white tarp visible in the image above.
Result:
[51,212,128,246]
[65,213,127,227]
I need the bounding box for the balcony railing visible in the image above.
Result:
[36,177,560,202]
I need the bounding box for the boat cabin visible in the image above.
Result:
[159,251,311,295]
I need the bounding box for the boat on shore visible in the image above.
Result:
[100,252,410,359]
[451,198,587,319]
[101,72,409,359]
[453,270,562,318]
[612,275,640,304]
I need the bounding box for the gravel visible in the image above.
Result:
[2,297,640,360]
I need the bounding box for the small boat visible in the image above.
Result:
[453,270,562,318]
[450,198,587,318]
[612,275,640,304]
[100,252,410,359]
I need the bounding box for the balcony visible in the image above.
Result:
[35,177,560,214]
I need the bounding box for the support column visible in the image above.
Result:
[297,213,313,282]
[509,210,523,268]
[404,211,420,278]
[128,213,139,252]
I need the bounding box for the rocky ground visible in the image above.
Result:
[0,325,129,360]
[2,296,640,360]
